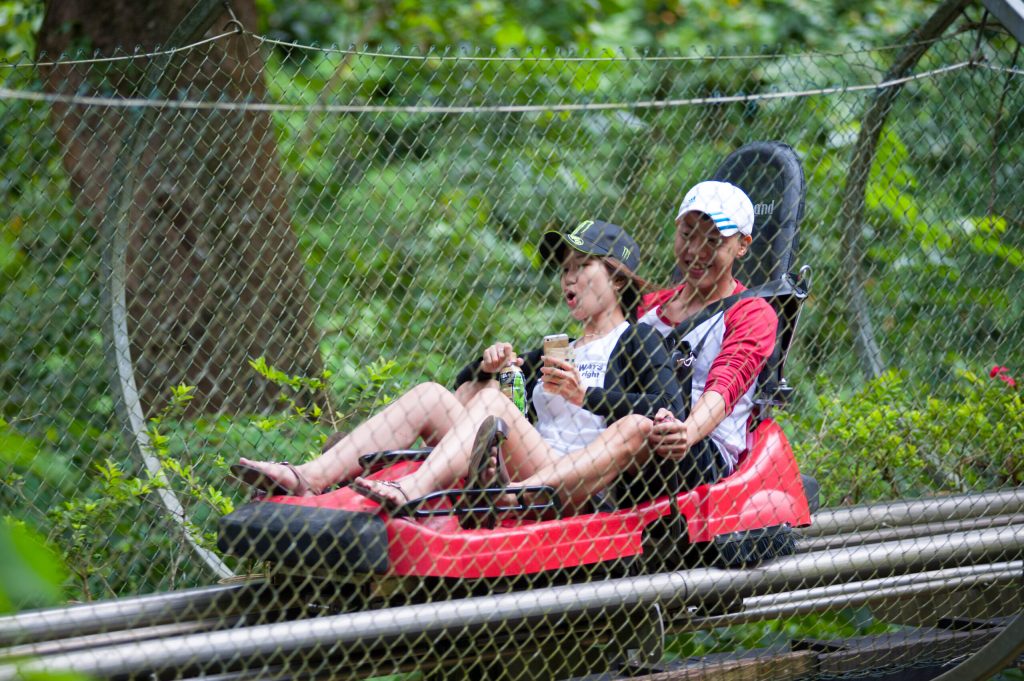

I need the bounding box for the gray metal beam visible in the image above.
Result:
[982,0,1024,43]
[705,561,1023,626]
[798,514,1024,552]
[3,491,1019,648]
[3,524,1021,680]
[802,488,1024,537]
[0,583,260,648]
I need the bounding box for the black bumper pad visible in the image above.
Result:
[218,503,390,574]
[713,524,796,568]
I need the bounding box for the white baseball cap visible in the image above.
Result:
[676,180,755,237]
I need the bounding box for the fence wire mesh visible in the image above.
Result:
[1,7,1023,681]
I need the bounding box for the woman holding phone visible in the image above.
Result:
[232,220,682,512]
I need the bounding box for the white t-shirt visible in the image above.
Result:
[534,321,629,454]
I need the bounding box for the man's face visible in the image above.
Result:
[674,211,751,293]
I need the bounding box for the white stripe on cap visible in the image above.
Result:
[677,181,756,237]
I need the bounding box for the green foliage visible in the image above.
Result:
[248,353,405,436]
[256,0,935,54]
[781,367,1023,506]
[2,0,1022,645]
[0,417,68,612]
[42,383,233,598]
[27,355,405,600]
[667,607,890,658]
[0,0,41,60]
[0,518,66,613]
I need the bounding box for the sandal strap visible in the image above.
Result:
[378,479,411,503]
[280,462,319,496]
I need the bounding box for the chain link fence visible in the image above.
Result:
[1,3,1023,679]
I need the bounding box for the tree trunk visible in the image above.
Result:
[37,0,321,415]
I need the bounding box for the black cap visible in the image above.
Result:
[539,219,641,273]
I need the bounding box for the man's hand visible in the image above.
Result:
[480,342,519,373]
[659,290,688,326]
[649,407,697,461]
[540,357,585,406]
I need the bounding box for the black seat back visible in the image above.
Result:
[710,141,808,410]
[711,141,806,287]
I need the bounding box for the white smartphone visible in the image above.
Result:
[542,333,574,365]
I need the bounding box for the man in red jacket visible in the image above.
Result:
[640,181,778,487]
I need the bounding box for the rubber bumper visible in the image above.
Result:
[218,503,390,574]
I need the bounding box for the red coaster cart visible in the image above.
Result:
[218,141,818,584]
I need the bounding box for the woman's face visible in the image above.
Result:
[674,211,751,293]
[560,251,619,323]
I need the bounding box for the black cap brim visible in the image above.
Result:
[539,230,610,270]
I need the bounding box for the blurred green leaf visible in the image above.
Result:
[0,519,67,613]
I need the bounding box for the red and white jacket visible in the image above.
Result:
[637,280,778,471]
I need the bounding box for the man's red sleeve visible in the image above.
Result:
[704,298,778,412]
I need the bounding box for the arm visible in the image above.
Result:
[650,298,778,459]
[703,298,778,412]
[582,324,684,420]
[650,390,728,460]
[454,344,544,390]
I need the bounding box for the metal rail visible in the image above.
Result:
[797,513,1024,552]
[802,488,1024,537]
[1,491,1021,651]
[690,561,1023,629]
[0,581,264,648]
[3,523,1021,679]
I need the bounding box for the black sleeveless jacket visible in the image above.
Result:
[454,322,684,423]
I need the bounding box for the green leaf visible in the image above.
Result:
[0,520,67,613]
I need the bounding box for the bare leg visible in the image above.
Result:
[237,382,467,494]
[355,387,561,504]
[518,414,654,509]
[454,378,498,406]
[354,391,655,511]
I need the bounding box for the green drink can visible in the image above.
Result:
[498,363,527,414]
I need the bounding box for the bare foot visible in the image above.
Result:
[235,458,318,497]
[351,476,413,508]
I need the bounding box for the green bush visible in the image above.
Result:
[781,367,1023,506]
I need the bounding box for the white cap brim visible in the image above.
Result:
[677,203,746,236]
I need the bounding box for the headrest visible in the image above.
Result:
[711,141,806,286]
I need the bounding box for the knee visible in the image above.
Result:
[617,414,653,444]
[470,386,506,407]
[409,381,451,402]
[405,382,461,420]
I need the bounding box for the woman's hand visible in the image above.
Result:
[480,342,520,373]
[540,357,584,406]
[649,408,697,461]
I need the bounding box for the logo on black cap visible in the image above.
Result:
[540,219,641,274]
[567,220,594,246]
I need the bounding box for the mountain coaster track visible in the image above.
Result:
[2,489,1022,680]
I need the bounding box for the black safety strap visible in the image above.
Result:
[662,277,796,351]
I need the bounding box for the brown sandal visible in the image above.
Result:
[458,417,512,529]
[465,416,511,491]
[230,461,318,498]
[350,478,411,511]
